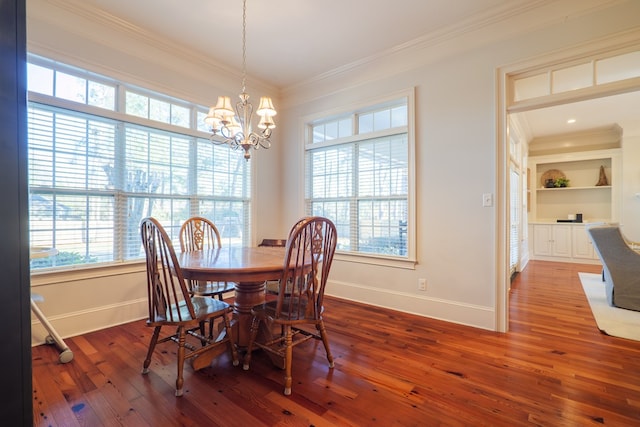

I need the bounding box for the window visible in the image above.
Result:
[27,56,251,270]
[125,90,191,128]
[511,48,640,104]
[304,92,414,261]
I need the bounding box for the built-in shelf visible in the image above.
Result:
[536,186,611,191]
[528,149,621,228]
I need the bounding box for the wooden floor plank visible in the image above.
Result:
[32,261,640,425]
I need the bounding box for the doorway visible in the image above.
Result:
[498,33,640,333]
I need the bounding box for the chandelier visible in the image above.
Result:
[204,0,276,161]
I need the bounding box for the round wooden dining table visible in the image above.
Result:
[178,246,286,347]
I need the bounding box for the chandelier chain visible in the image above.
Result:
[241,0,247,94]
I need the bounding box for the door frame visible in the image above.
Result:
[496,28,640,332]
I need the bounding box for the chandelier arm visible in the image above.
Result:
[247,133,261,149]
[210,134,229,146]
[220,125,233,140]
[258,138,271,149]
[232,132,246,145]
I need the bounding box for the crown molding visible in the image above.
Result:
[30,0,278,95]
[528,124,622,156]
[287,0,549,90]
[281,0,625,105]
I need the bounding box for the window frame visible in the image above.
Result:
[303,89,416,269]
[27,55,253,273]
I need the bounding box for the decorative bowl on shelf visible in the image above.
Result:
[540,169,566,188]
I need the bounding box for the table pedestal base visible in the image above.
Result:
[233,281,266,347]
[230,282,285,368]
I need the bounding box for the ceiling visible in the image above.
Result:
[514,90,640,141]
[79,0,521,88]
[60,0,639,140]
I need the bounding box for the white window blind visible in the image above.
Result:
[510,167,520,274]
[305,96,412,258]
[27,56,251,270]
[29,105,118,266]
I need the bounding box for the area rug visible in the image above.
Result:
[579,272,640,341]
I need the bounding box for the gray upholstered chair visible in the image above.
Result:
[586,225,640,311]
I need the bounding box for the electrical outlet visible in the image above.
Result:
[418,278,427,291]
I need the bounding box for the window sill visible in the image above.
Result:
[29,251,419,286]
[334,252,417,270]
[30,260,146,287]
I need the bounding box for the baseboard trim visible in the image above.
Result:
[30,279,498,347]
[31,298,147,346]
[325,280,496,331]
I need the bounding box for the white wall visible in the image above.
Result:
[279,1,640,329]
[26,0,640,344]
[30,264,148,344]
[622,133,640,241]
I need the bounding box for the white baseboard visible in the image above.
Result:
[325,280,496,331]
[30,279,498,348]
[31,298,147,346]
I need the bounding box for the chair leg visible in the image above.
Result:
[175,326,186,397]
[142,326,161,374]
[222,311,239,366]
[211,292,225,339]
[208,318,215,340]
[283,325,293,396]
[198,321,209,345]
[317,320,334,368]
[243,316,260,370]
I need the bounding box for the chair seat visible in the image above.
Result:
[149,295,231,325]
[252,297,325,323]
[265,279,295,295]
[191,281,235,297]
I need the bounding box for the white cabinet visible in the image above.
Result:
[529,223,601,264]
[572,226,599,260]
[532,224,571,258]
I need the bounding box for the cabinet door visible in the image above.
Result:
[572,226,595,259]
[532,225,552,256]
[551,225,571,257]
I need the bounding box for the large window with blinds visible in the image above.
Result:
[27,56,251,271]
[304,92,414,259]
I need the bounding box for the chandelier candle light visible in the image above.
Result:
[204,0,276,161]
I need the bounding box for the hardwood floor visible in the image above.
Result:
[32,261,640,426]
